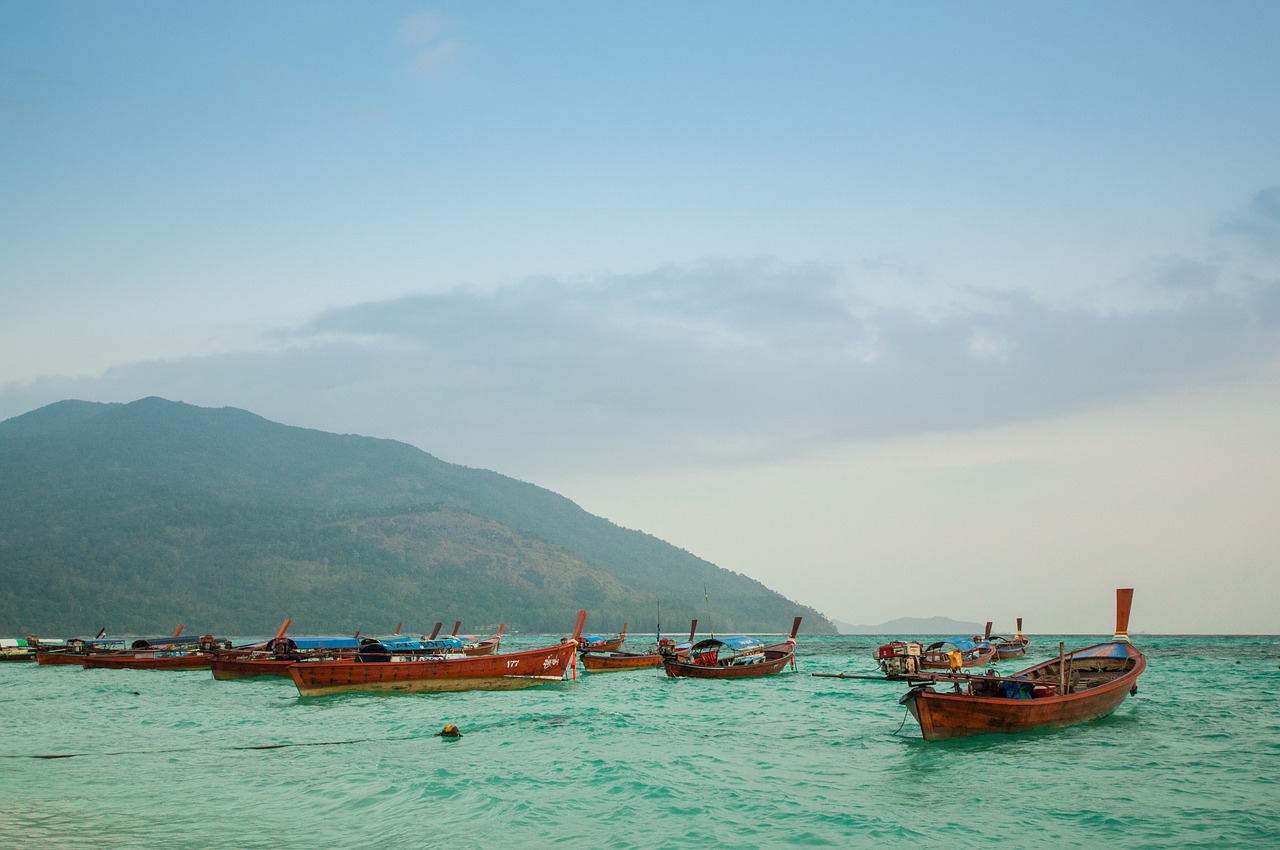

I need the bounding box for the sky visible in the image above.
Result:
[3,2,1278,634]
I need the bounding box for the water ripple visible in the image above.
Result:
[2,635,1279,848]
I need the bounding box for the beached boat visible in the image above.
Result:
[579,621,628,653]
[899,589,1144,740]
[661,617,801,680]
[288,611,587,696]
[918,637,997,670]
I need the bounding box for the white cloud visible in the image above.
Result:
[406,41,461,81]
[6,240,1276,485]
[398,11,447,47]
[397,10,460,83]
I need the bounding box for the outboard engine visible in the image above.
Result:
[876,641,922,678]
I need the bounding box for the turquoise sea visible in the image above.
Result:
[3,634,1277,849]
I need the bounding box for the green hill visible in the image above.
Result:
[0,398,834,637]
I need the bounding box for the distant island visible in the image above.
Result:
[834,616,986,636]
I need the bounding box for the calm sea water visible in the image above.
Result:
[3,634,1277,849]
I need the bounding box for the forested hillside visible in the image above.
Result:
[0,398,834,636]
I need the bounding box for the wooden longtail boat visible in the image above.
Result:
[82,632,232,670]
[59,624,184,666]
[580,649,663,671]
[455,623,504,656]
[35,635,127,665]
[210,620,362,680]
[989,618,1030,660]
[918,637,998,670]
[579,622,627,653]
[661,617,801,680]
[288,611,587,696]
[899,589,1144,741]
[583,619,699,672]
[211,635,364,679]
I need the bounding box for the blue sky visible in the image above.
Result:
[3,2,1279,632]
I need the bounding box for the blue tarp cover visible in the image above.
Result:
[1000,681,1036,699]
[691,635,764,653]
[375,636,465,652]
[927,638,981,652]
[288,636,361,651]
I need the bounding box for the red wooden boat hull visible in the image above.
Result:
[579,637,624,652]
[903,645,1144,740]
[289,611,587,696]
[289,642,579,695]
[210,657,299,679]
[82,652,216,670]
[460,637,501,657]
[36,651,88,666]
[662,647,795,679]
[580,650,663,672]
[579,621,627,653]
[903,589,1143,740]
[993,642,1028,661]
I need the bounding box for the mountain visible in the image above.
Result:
[834,616,985,636]
[0,398,834,636]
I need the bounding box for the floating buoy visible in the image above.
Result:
[437,724,462,740]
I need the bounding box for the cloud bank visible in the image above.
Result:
[3,185,1277,482]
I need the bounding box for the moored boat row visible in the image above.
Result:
[11,589,1146,742]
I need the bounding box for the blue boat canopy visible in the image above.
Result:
[690,635,764,653]
[927,638,981,652]
[285,636,362,651]
[373,636,466,652]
